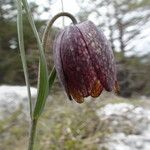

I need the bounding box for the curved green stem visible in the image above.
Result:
[42,12,77,94]
[42,12,77,50]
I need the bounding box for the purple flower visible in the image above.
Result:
[53,21,118,103]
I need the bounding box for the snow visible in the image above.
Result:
[0,85,150,150]
[97,103,150,150]
[0,85,37,119]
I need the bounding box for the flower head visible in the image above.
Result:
[53,21,118,103]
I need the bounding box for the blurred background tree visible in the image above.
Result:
[0,1,150,150]
[76,0,150,97]
[0,0,57,86]
[0,0,150,97]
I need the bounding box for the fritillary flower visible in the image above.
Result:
[53,21,118,103]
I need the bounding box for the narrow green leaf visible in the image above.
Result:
[16,0,32,119]
[49,67,56,90]
[22,0,49,119]
[34,61,49,118]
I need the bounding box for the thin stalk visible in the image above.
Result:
[28,119,38,150]
[16,0,32,119]
[42,12,77,51]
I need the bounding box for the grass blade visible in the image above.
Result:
[16,0,32,119]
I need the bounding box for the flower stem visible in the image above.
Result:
[42,12,77,92]
[17,1,77,148]
[28,119,38,150]
[42,12,77,49]
[27,12,77,150]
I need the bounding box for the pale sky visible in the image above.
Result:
[30,0,150,56]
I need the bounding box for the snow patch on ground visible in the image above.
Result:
[0,85,37,119]
[97,103,150,150]
[0,86,150,150]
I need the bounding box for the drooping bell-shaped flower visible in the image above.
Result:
[53,21,118,103]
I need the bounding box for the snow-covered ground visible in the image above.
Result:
[0,85,37,119]
[0,85,150,150]
[97,103,150,150]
